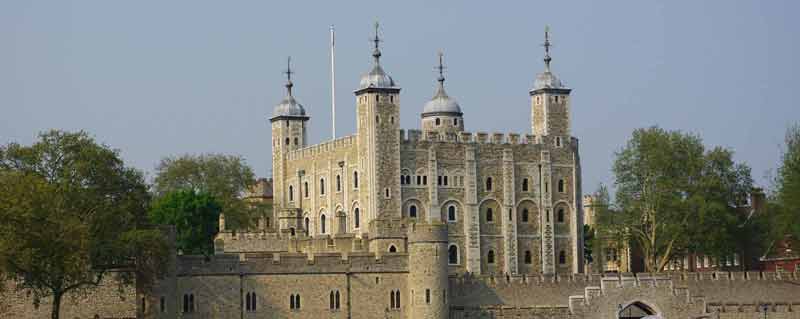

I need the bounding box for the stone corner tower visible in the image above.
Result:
[407,222,449,319]
[354,22,402,223]
[270,57,309,236]
[530,27,572,139]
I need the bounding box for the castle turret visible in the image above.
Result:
[421,51,464,133]
[354,22,402,223]
[530,27,572,141]
[407,222,449,319]
[270,57,308,235]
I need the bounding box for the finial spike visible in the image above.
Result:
[543,26,552,71]
[436,50,446,83]
[372,21,382,63]
[284,56,294,95]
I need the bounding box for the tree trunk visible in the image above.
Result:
[51,291,62,319]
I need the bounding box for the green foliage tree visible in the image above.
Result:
[775,124,800,239]
[0,130,169,319]
[149,190,221,255]
[152,153,256,230]
[610,126,752,272]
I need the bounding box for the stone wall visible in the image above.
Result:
[1,272,137,319]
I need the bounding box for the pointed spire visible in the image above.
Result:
[372,21,382,64]
[543,25,552,72]
[284,56,294,96]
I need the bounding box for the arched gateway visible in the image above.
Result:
[618,301,658,319]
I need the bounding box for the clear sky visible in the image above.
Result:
[2,0,798,195]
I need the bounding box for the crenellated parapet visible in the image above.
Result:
[286,135,356,161]
[176,250,409,276]
[407,221,448,243]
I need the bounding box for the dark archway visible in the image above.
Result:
[618,301,657,319]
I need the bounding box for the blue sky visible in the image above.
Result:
[2,0,798,194]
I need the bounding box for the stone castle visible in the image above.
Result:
[3,25,800,319]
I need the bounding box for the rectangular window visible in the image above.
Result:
[425,289,431,304]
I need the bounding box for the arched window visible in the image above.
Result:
[354,208,360,229]
[320,215,327,234]
[558,179,565,193]
[524,251,532,264]
[486,208,494,222]
[336,175,341,192]
[454,118,459,126]
[388,245,397,253]
[448,205,456,222]
[304,217,310,233]
[448,245,458,265]
[288,186,294,201]
[390,291,396,309]
[189,294,194,313]
[409,205,417,218]
[335,291,340,309]
[416,175,421,185]
[353,171,359,188]
[304,182,309,197]
[487,250,495,264]
[290,228,295,236]
[330,291,335,309]
[294,137,299,145]
[395,290,401,308]
[183,294,189,313]
[522,208,529,222]
[320,178,325,195]
[437,175,442,185]
[160,296,166,313]
[522,178,529,192]
[423,176,427,185]
[557,208,565,223]
[296,295,301,309]
[486,177,493,191]
[435,118,441,125]
[285,137,290,145]
[443,176,448,186]
[559,250,566,264]
[405,175,411,185]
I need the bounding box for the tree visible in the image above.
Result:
[775,124,800,239]
[0,130,169,319]
[149,190,221,255]
[610,127,752,272]
[152,153,256,229]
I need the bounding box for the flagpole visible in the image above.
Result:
[330,25,336,139]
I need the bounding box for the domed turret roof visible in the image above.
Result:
[357,22,397,91]
[272,94,306,118]
[423,85,461,115]
[270,57,308,120]
[533,71,564,90]
[422,52,462,116]
[359,64,396,89]
[531,27,570,92]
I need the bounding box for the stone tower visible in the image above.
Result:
[407,222,449,319]
[530,27,572,140]
[270,57,309,235]
[421,51,464,134]
[354,22,402,222]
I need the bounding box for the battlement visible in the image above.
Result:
[400,129,542,145]
[450,271,800,288]
[407,222,448,243]
[286,135,356,160]
[706,302,800,315]
[176,250,409,276]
